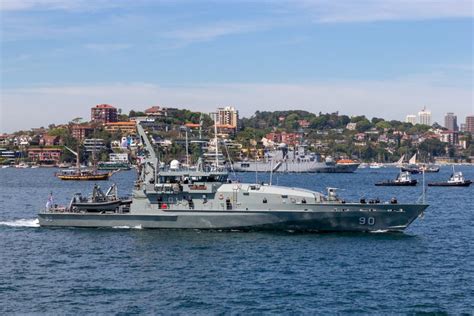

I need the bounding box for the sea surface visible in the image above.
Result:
[0,166,473,314]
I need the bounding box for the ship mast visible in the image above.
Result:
[213,113,219,169]
[64,145,80,172]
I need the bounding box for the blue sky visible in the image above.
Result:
[1,0,473,132]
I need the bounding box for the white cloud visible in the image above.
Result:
[84,43,132,53]
[0,0,129,12]
[165,20,273,43]
[298,0,474,23]
[1,78,472,133]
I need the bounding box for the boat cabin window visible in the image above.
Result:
[241,163,250,168]
[159,174,228,184]
[159,176,181,184]
[281,195,288,198]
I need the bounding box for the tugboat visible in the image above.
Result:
[428,168,472,187]
[375,171,418,186]
[38,121,428,232]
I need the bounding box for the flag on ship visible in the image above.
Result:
[45,192,53,209]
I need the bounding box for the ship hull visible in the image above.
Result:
[313,163,359,173]
[233,162,359,173]
[375,180,417,186]
[98,163,131,170]
[428,181,471,187]
[38,204,427,232]
[57,174,110,180]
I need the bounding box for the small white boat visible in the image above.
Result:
[1,165,10,169]
[369,162,383,169]
[15,163,29,168]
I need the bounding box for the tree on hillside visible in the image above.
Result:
[418,138,445,160]
[355,119,372,132]
[70,117,83,124]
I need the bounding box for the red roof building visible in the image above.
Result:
[439,130,459,145]
[104,121,137,135]
[185,123,201,128]
[40,135,61,146]
[298,120,310,128]
[265,132,299,146]
[27,148,62,164]
[72,125,94,141]
[91,104,118,123]
[145,106,165,116]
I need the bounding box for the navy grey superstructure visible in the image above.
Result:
[232,147,359,173]
[38,121,428,232]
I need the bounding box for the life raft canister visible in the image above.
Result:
[218,193,224,200]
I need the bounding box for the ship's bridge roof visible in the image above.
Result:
[218,183,322,198]
[159,170,228,177]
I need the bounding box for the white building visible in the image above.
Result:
[109,153,129,162]
[216,106,239,129]
[405,115,417,124]
[418,107,432,126]
[346,122,357,130]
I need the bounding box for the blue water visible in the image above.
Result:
[0,167,473,314]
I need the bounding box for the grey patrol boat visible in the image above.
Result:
[38,122,428,232]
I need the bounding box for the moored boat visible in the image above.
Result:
[369,162,383,169]
[55,146,111,180]
[428,170,471,187]
[56,169,111,180]
[375,172,417,186]
[420,164,440,173]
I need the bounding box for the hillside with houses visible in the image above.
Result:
[0,104,473,167]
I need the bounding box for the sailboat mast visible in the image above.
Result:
[214,113,219,169]
[185,127,189,169]
[76,144,80,172]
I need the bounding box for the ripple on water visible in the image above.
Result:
[0,168,473,314]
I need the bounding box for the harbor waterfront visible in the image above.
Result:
[0,166,473,313]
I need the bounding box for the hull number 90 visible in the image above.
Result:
[359,217,375,225]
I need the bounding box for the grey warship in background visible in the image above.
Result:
[38,121,428,232]
[233,145,360,173]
